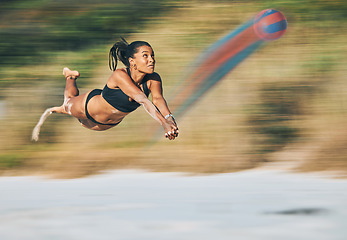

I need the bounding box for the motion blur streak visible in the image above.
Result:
[169,9,286,119]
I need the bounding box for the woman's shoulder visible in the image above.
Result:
[146,71,162,82]
[105,68,128,88]
[112,68,128,77]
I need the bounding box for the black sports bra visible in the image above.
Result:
[102,68,150,113]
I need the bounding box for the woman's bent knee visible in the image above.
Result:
[51,106,66,114]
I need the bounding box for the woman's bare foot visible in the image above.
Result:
[63,67,80,79]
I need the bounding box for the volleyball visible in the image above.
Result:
[253,9,287,41]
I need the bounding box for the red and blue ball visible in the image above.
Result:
[254,9,287,41]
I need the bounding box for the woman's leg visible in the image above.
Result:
[63,67,80,99]
[31,106,64,141]
[61,67,87,118]
[32,68,83,141]
[78,119,115,131]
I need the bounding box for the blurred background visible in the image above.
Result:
[0,0,346,178]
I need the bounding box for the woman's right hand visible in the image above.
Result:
[163,116,179,140]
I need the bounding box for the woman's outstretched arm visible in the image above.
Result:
[112,70,178,140]
[149,75,178,133]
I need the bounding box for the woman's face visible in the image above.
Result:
[130,45,155,74]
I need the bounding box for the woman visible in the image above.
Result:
[32,38,179,141]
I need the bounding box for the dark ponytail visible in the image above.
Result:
[109,37,153,71]
[109,37,129,71]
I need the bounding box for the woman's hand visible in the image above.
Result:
[163,116,179,140]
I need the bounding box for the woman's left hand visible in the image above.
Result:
[164,116,179,140]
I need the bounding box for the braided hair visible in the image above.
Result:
[109,37,152,71]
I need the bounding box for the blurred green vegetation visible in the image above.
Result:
[0,0,179,85]
[248,83,313,153]
[0,153,24,169]
[0,0,347,177]
[255,0,347,26]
